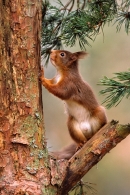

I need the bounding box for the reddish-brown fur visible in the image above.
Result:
[40,50,107,159]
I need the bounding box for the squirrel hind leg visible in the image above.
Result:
[67,116,88,145]
[89,106,107,135]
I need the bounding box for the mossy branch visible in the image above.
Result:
[51,120,130,195]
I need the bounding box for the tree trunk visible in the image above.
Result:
[0,1,57,194]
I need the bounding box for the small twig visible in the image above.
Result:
[69,0,75,12]
[81,0,86,10]
[61,0,75,11]
[77,0,80,9]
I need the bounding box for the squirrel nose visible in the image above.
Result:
[50,50,56,57]
[50,50,55,53]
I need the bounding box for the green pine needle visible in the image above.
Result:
[41,0,119,64]
[70,180,97,195]
[99,70,130,109]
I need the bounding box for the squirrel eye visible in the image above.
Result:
[60,52,65,57]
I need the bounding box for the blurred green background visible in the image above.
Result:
[42,21,130,195]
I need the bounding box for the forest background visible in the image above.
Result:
[42,1,130,195]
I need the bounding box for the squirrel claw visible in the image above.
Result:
[41,67,44,76]
[39,67,44,81]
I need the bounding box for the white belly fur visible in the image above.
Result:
[64,100,100,136]
[65,100,90,122]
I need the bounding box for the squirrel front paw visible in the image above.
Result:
[39,67,44,82]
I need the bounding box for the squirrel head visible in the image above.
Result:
[50,50,88,70]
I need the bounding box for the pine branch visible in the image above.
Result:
[41,0,117,64]
[42,0,130,64]
[99,70,130,109]
[115,11,130,34]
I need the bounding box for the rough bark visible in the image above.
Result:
[0,1,57,194]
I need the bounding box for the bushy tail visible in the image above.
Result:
[50,142,77,160]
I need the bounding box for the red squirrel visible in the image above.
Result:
[40,50,107,159]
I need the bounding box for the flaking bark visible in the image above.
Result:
[0,1,56,194]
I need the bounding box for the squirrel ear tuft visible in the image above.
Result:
[75,51,88,59]
[69,51,88,64]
